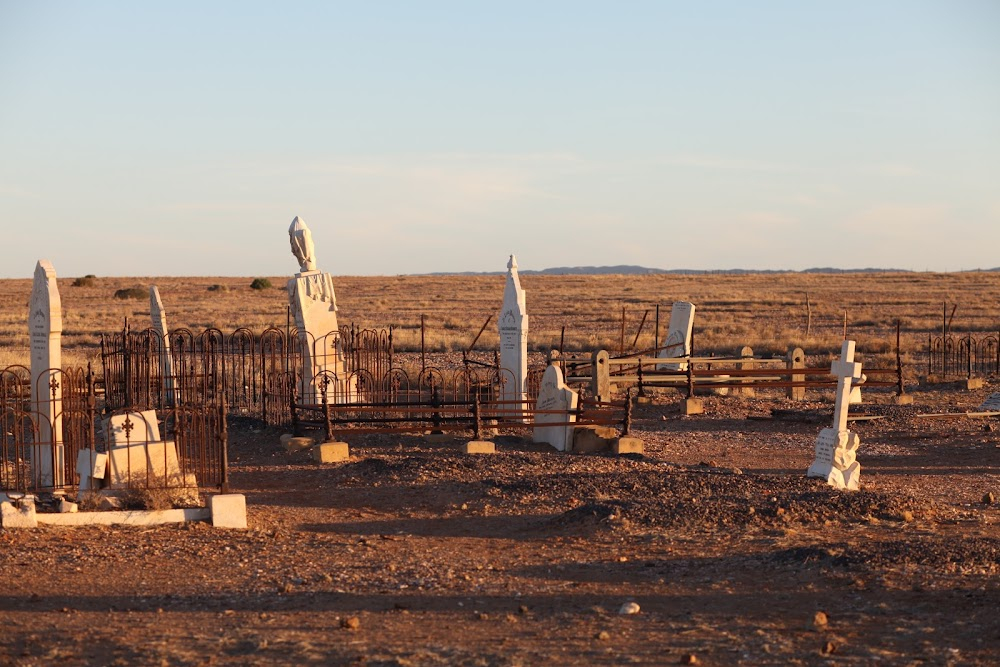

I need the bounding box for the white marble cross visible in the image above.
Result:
[830,340,862,432]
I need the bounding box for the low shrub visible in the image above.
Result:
[71,276,95,287]
[113,287,146,300]
[207,284,229,292]
[250,278,272,291]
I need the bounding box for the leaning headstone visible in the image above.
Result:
[807,340,863,490]
[498,255,529,420]
[149,286,177,405]
[591,349,611,403]
[656,301,695,370]
[29,260,64,488]
[532,365,578,452]
[286,216,352,404]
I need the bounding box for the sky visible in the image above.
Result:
[1,1,998,277]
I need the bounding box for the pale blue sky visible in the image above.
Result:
[1,1,998,277]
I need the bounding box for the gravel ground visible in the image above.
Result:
[1,382,998,666]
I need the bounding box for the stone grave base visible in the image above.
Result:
[612,437,644,455]
[572,425,618,453]
[2,494,247,530]
[682,398,704,415]
[462,441,496,454]
[313,442,350,463]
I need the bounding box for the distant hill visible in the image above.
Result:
[423,266,918,276]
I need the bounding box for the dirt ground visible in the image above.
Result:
[1,382,999,666]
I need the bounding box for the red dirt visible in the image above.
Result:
[1,383,998,666]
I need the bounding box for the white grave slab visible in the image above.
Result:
[657,301,695,371]
[29,259,64,487]
[532,365,578,452]
[76,449,108,492]
[286,216,352,404]
[499,255,529,420]
[807,340,863,490]
[107,440,183,488]
[105,410,161,446]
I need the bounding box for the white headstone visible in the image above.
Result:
[499,255,529,420]
[657,301,695,370]
[532,365,578,452]
[285,217,352,404]
[105,410,162,446]
[29,260,64,487]
[149,286,178,405]
[807,340,863,490]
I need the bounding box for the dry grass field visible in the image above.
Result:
[2,271,998,374]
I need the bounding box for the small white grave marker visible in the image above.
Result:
[29,260,64,487]
[532,365,578,452]
[657,301,695,370]
[807,340,863,490]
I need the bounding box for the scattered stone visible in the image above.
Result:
[983,492,995,505]
[595,631,611,641]
[518,605,529,615]
[900,510,914,523]
[340,616,360,630]
[680,654,698,665]
[813,611,828,629]
[618,601,640,615]
[822,641,837,655]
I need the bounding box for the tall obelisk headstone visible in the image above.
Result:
[29,260,64,487]
[287,216,350,404]
[498,255,528,420]
[807,340,863,490]
[149,286,177,406]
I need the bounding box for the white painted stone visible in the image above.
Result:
[286,216,352,404]
[29,259,64,487]
[978,392,1000,412]
[36,507,210,527]
[657,301,695,371]
[532,365,578,452]
[209,494,248,529]
[149,286,178,405]
[106,440,184,489]
[807,341,863,490]
[499,255,529,420]
[105,410,161,446]
[1,499,37,528]
[76,449,108,491]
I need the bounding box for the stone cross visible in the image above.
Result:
[807,340,863,490]
[830,341,862,432]
[29,260,64,487]
[498,254,528,420]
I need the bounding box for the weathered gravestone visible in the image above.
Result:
[149,286,178,405]
[498,255,528,420]
[532,365,578,452]
[29,260,64,487]
[286,216,352,404]
[657,301,695,370]
[807,340,862,490]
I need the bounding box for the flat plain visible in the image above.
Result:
[0,271,998,665]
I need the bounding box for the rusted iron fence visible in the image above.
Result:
[1,360,228,496]
[927,333,1000,380]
